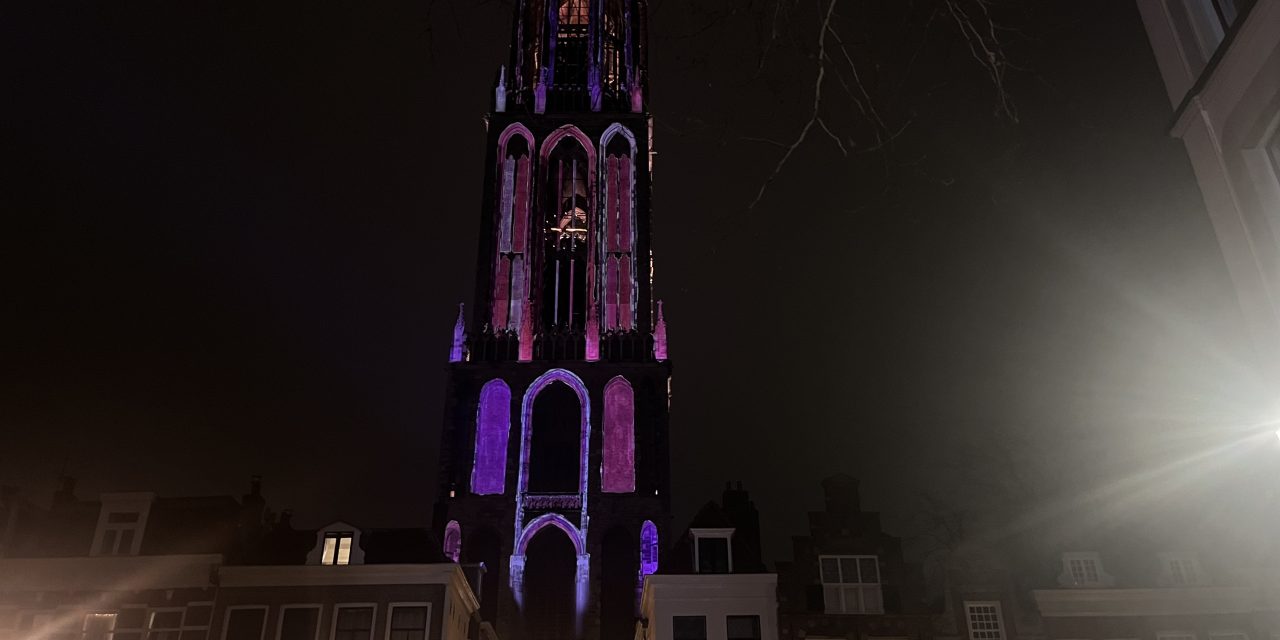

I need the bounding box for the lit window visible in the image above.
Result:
[727,616,762,640]
[673,616,707,640]
[691,528,734,574]
[819,555,883,614]
[334,607,375,640]
[965,602,1005,640]
[389,606,429,640]
[323,532,355,566]
[82,613,117,640]
[145,609,182,640]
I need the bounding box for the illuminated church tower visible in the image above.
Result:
[434,1,669,639]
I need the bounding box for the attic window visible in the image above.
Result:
[1062,552,1105,587]
[691,528,733,574]
[1160,552,1206,586]
[95,512,141,556]
[322,532,354,566]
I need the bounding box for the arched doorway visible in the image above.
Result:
[523,526,580,640]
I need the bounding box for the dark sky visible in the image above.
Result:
[5,0,1274,561]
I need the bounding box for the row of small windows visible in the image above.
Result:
[0,603,430,640]
[1058,551,1207,587]
[673,615,763,640]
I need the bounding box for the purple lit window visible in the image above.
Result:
[640,520,658,576]
[601,376,635,493]
[444,520,461,562]
[472,379,512,495]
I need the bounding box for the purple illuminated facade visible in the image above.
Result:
[472,380,512,495]
[432,2,670,639]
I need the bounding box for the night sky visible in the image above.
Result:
[6,0,1276,561]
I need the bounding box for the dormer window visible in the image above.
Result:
[99,512,140,555]
[1160,552,1206,586]
[307,521,365,566]
[1059,552,1113,587]
[691,528,734,574]
[322,532,354,566]
[91,493,154,557]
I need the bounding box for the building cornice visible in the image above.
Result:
[0,554,221,590]
[1033,586,1262,617]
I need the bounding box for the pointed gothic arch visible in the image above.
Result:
[518,368,592,495]
[601,375,635,492]
[599,123,638,331]
[472,379,512,495]
[539,128,598,331]
[514,512,587,556]
[493,124,536,331]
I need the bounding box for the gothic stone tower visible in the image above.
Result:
[434,1,670,639]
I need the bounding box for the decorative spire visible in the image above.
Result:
[495,65,507,113]
[449,303,467,363]
[653,300,667,361]
[518,303,534,362]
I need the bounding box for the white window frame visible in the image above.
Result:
[725,615,763,640]
[145,607,185,640]
[222,605,269,640]
[330,604,378,640]
[82,612,119,640]
[384,603,432,640]
[1158,552,1206,586]
[276,604,323,640]
[322,532,356,566]
[116,606,149,638]
[690,528,734,574]
[818,554,884,615]
[1061,551,1106,587]
[964,601,1005,640]
[182,601,214,636]
[91,493,155,557]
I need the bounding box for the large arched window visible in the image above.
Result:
[600,125,636,330]
[529,381,583,493]
[443,520,462,562]
[601,376,635,493]
[541,132,594,331]
[471,379,512,495]
[493,125,534,331]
